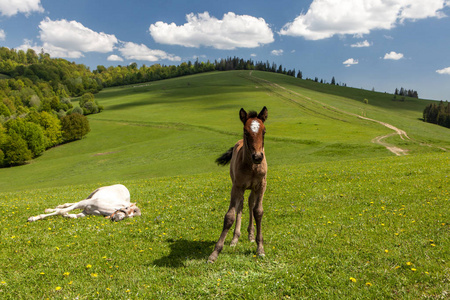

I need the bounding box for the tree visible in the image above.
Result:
[5,118,46,157]
[79,92,102,115]
[26,111,62,147]
[61,113,90,142]
[1,131,32,166]
[0,124,6,166]
[331,76,336,85]
[0,102,11,117]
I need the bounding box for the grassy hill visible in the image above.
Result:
[1,71,448,191]
[0,71,448,298]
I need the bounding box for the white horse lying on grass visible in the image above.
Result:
[28,184,141,222]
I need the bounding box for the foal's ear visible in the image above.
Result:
[258,106,268,123]
[239,108,247,124]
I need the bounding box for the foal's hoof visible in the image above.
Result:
[248,234,255,243]
[257,248,265,258]
[207,253,217,263]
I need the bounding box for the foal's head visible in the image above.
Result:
[110,203,141,222]
[240,106,268,164]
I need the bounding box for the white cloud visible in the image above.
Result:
[384,51,404,60]
[351,40,371,48]
[436,67,450,75]
[107,54,124,62]
[343,58,358,67]
[271,49,284,56]
[280,0,449,40]
[17,18,119,59]
[17,39,83,58]
[0,0,43,17]
[0,29,5,41]
[118,42,181,62]
[149,11,274,50]
[39,18,118,54]
[399,0,449,20]
[250,53,257,57]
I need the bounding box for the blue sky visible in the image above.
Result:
[1,0,450,100]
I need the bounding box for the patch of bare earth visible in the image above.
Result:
[92,151,120,157]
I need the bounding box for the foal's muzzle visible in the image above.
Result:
[252,153,264,164]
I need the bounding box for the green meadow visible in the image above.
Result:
[0,71,449,298]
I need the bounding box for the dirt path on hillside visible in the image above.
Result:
[251,74,411,156]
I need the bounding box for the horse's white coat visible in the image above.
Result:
[250,120,260,133]
[27,184,141,222]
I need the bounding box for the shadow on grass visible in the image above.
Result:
[152,238,215,268]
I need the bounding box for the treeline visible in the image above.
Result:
[395,87,418,98]
[423,101,450,128]
[0,47,94,166]
[93,57,304,87]
[94,56,349,89]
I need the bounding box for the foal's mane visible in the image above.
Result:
[247,111,258,118]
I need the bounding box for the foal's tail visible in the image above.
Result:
[215,147,234,166]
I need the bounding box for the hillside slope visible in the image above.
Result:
[0,71,448,191]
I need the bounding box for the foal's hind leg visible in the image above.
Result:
[208,186,244,263]
[253,181,267,257]
[44,203,76,213]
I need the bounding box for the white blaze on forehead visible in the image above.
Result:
[250,120,260,133]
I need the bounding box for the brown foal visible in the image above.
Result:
[208,106,268,263]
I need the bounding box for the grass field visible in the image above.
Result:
[0,71,449,298]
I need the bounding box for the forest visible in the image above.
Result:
[423,100,450,128]
[0,47,94,167]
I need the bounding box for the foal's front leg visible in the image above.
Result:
[247,190,257,243]
[253,180,267,257]
[230,196,244,246]
[208,186,244,263]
